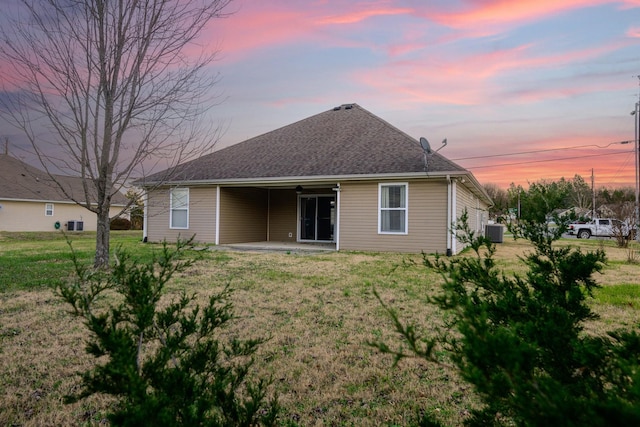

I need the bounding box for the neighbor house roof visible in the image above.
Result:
[140,103,470,185]
[0,154,128,205]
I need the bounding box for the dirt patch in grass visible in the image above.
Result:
[0,237,638,426]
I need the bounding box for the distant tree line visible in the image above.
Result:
[484,175,636,225]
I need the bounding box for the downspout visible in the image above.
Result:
[142,190,148,242]
[215,185,220,245]
[446,175,452,256]
[451,178,457,255]
[477,197,481,234]
[333,183,341,251]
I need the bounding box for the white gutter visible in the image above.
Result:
[0,197,127,207]
[139,170,470,188]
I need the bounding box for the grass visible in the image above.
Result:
[594,283,640,309]
[0,231,155,292]
[0,232,638,426]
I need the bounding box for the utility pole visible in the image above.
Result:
[635,95,640,242]
[591,168,596,219]
[633,75,640,242]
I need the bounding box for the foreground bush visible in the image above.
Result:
[56,239,278,426]
[373,212,640,426]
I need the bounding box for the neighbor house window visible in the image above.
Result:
[170,188,189,229]
[379,183,408,234]
[45,203,54,216]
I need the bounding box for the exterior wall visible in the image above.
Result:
[218,187,268,244]
[142,180,489,251]
[267,189,297,242]
[0,199,123,232]
[339,179,449,253]
[146,186,217,243]
[456,183,488,236]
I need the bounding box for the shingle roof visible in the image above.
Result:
[141,103,468,184]
[0,154,128,205]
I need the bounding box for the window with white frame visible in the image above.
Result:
[170,188,189,229]
[379,183,408,234]
[45,203,54,216]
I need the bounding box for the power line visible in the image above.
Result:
[451,140,633,161]
[464,149,634,170]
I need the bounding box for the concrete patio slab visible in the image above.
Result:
[209,241,336,254]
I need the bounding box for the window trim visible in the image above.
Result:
[45,203,54,217]
[378,182,408,235]
[169,188,189,229]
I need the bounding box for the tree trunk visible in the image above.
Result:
[95,207,111,269]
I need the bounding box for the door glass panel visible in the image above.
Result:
[299,195,335,241]
[316,197,334,241]
[300,197,316,240]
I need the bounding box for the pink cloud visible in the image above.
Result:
[355,36,632,107]
[427,0,607,30]
[203,2,417,63]
[317,6,413,25]
[627,26,640,37]
[201,8,313,61]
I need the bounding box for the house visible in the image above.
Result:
[137,104,492,254]
[0,153,128,232]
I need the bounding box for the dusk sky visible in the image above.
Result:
[2,0,640,190]
[206,0,640,189]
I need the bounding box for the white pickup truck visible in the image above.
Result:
[567,218,630,239]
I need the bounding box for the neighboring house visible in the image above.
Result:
[0,154,128,232]
[547,207,592,223]
[137,104,492,254]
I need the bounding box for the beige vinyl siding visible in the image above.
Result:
[146,186,216,243]
[218,187,268,244]
[267,189,297,242]
[339,179,449,253]
[0,199,122,232]
[456,183,486,236]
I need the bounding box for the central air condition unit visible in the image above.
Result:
[485,224,504,243]
[67,220,84,232]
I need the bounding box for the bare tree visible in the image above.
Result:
[483,183,509,221]
[564,174,592,211]
[0,0,232,267]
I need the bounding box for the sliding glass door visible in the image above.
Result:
[299,195,335,242]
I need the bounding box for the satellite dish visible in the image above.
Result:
[419,137,432,154]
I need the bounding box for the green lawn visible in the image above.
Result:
[0,231,149,291]
[0,232,638,426]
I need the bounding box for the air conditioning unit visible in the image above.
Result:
[67,220,84,232]
[485,224,504,243]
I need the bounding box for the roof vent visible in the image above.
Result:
[333,106,341,111]
[344,104,353,109]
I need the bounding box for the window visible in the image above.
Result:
[170,188,189,229]
[379,183,408,234]
[45,203,54,216]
